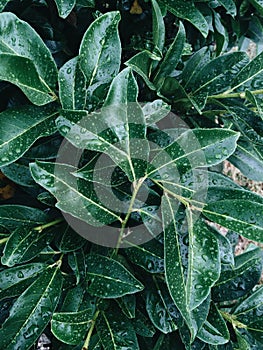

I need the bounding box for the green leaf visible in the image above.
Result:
[54,0,76,18]
[68,249,86,284]
[0,12,57,90]
[86,254,144,298]
[230,48,263,91]
[212,247,263,301]
[0,104,58,166]
[52,308,94,345]
[0,0,10,11]
[96,308,139,350]
[152,0,165,53]
[61,284,96,312]
[218,0,236,16]
[54,223,86,253]
[0,266,62,350]
[249,0,263,16]
[153,22,185,87]
[59,57,86,110]
[124,239,164,274]
[203,200,263,242]
[146,282,179,333]
[159,0,209,37]
[1,226,55,267]
[125,51,156,90]
[30,161,121,226]
[197,303,230,345]
[79,11,121,92]
[229,141,263,181]
[0,54,56,105]
[0,205,48,230]
[57,68,148,181]
[143,99,171,126]
[0,263,47,301]
[115,294,136,319]
[162,196,220,338]
[1,162,35,187]
[132,309,156,337]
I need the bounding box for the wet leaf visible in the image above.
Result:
[96,308,139,350]
[0,266,62,350]
[1,226,56,266]
[59,57,86,110]
[203,200,263,242]
[86,254,144,298]
[0,104,58,167]
[54,0,76,18]
[0,205,48,230]
[52,308,94,345]
[0,263,47,301]
[79,11,121,92]
[143,99,171,126]
[115,294,136,319]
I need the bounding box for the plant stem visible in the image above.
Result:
[83,310,100,350]
[112,176,147,256]
[209,88,263,100]
[33,218,64,232]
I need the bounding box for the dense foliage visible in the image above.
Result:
[0,0,263,349]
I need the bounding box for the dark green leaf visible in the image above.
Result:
[79,11,121,92]
[30,161,121,226]
[132,309,156,337]
[54,0,76,19]
[0,104,58,166]
[0,266,62,350]
[0,12,57,90]
[203,200,263,242]
[160,0,209,37]
[153,22,185,87]
[96,308,139,350]
[146,282,179,333]
[152,0,165,54]
[68,249,86,284]
[52,308,94,345]
[143,99,170,126]
[0,54,56,105]
[197,303,230,345]
[55,223,86,253]
[86,254,144,298]
[0,263,47,301]
[218,0,236,16]
[0,205,48,230]
[59,57,86,110]
[1,226,55,266]
[1,162,35,187]
[115,294,136,319]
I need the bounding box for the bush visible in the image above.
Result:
[0,0,263,349]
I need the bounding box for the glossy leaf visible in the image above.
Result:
[162,196,219,338]
[0,205,48,230]
[197,303,230,345]
[132,309,156,337]
[146,282,179,333]
[0,54,56,105]
[152,0,165,53]
[54,0,76,18]
[203,200,263,242]
[125,51,156,90]
[160,0,209,37]
[218,0,236,16]
[0,12,57,90]
[79,11,121,91]
[68,249,86,284]
[54,223,86,253]
[59,57,86,110]
[52,308,94,345]
[0,104,58,167]
[30,161,121,226]
[212,247,263,301]
[57,68,148,181]
[124,239,164,274]
[115,294,136,319]
[143,99,170,126]
[229,141,263,181]
[153,22,185,87]
[0,0,10,11]
[96,308,139,350]
[0,263,47,301]
[85,254,144,298]
[1,225,56,266]
[1,162,35,187]
[0,266,62,350]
